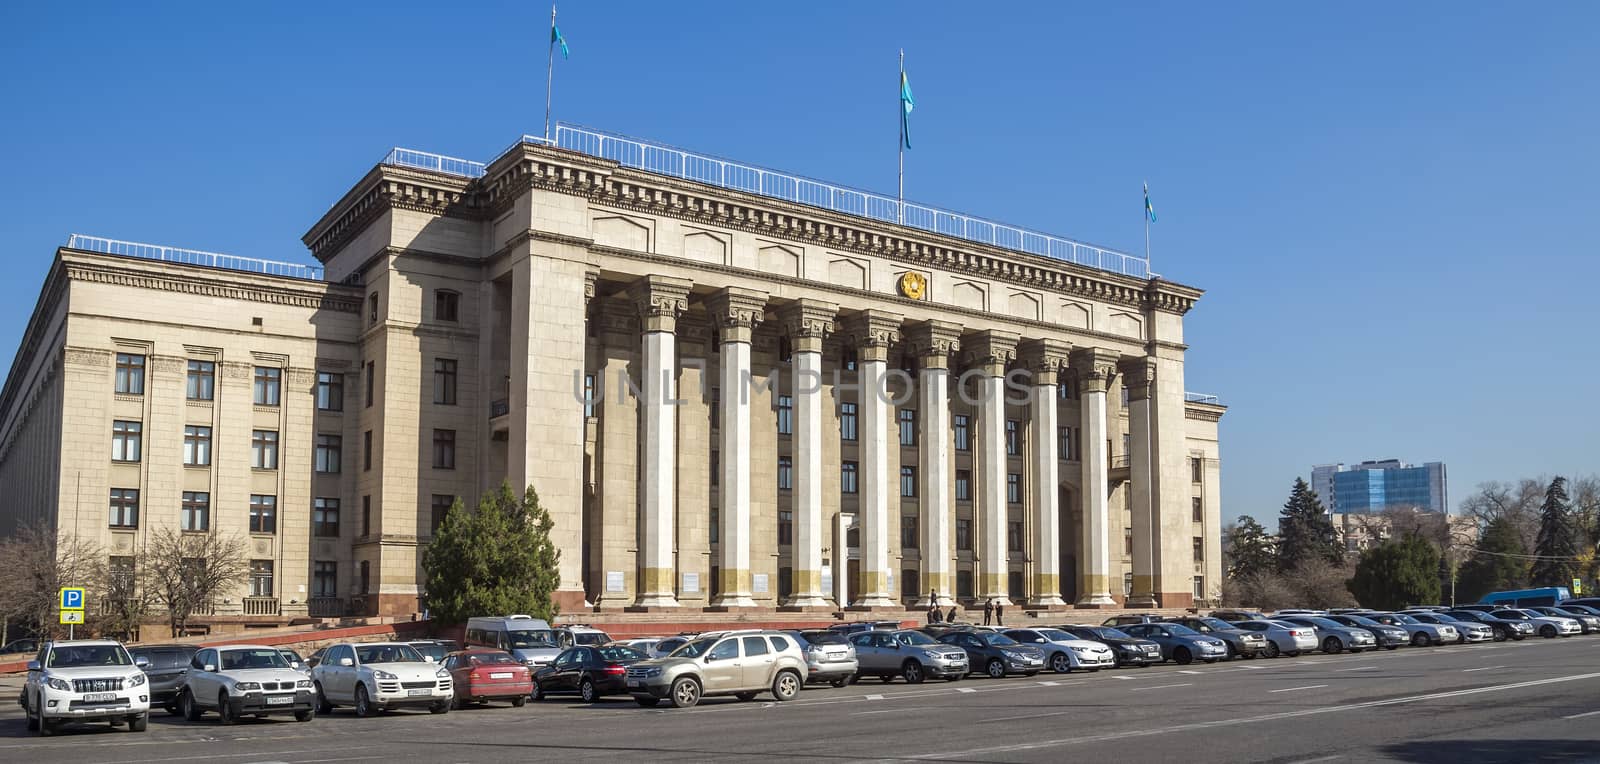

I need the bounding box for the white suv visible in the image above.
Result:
[21,640,151,736]
[312,642,453,716]
[178,645,316,724]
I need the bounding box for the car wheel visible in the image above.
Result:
[1456,634,1467,645]
[1541,625,1558,639]
[181,689,204,721]
[128,713,148,732]
[218,692,237,725]
[635,696,660,707]
[294,709,314,722]
[1264,642,1281,659]
[1050,652,1072,674]
[38,716,57,737]
[1385,645,1398,651]
[354,684,375,718]
[532,682,546,701]
[511,695,527,707]
[1286,650,1301,658]
[903,661,925,684]
[429,700,450,714]
[25,694,39,732]
[1323,637,1343,654]
[985,659,1007,678]
[1409,632,1427,647]
[830,677,849,688]
[669,677,701,708]
[1174,647,1193,665]
[771,670,801,702]
[580,679,598,703]
[315,683,334,715]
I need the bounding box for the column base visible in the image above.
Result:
[1076,593,1118,608]
[631,593,681,609]
[778,604,838,614]
[1124,594,1159,609]
[1023,603,1073,613]
[1026,595,1069,608]
[781,594,835,609]
[710,593,758,609]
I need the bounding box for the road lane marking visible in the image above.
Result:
[1335,666,1376,672]
[1462,666,1505,672]
[978,710,1074,723]
[855,707,929,716]
[955,687,977,693]
[1270,684,1329,693]
[1290,756,1341,764]
[864,694,885,700]
[1179,670,1202,674]
[1131,683,1192,691]
[1038,681,1060,686]
[1563,709,1600,719]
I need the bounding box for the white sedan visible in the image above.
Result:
[1003,628,1117,673]
[1493,609,1582,638]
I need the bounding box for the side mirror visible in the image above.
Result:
[291,661,302,669]
[135,656,151,669]
[26,660,40,671]
[204,664,217,672]
[425,656,437,663]
[339,658,354,667]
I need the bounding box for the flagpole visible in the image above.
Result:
[544,2,557,142]
[1144,180,1152,276]
[897,49,905,225]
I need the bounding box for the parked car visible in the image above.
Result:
[1493,608,1582,638]
[178,645,315,724]
[464,615,562,668]
[21,640,152,736]
[1479,586,1571,608]
[619,638,665,655]
[1322,615,1408,650]
[128,643,199,714]
[1364,613,1458,647]
[829,621,903,636]
[407,640,455,664]
[1561,597,1600,609]
[933,628,1045,678]
[789,630,859,687]
[1276,616,1378,654]
[1529,607,1600,634]
[1163,617,1269,659]
[1004,628,1116,673]
[1558,604,1600,620]
[1403,612,1492,643]
[624,630,807,708]
[650,636,693,658]
[277,648,312,676]
[555,626,614,649]
[1120,623,1229,664]
[311,642,453,716]
[534,644,646,703]
[2,638,41,655]
[1443,609,1532,641]
[1101,614,1168,627]
[1058,625,1163,667]
[850,629,968,683]
[1271,609,1327,617]
[445,649,533,708]
[1232,620,1318,658]
[1209,610,1265,623]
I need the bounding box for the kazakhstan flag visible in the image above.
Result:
[900,71,915,149]
[552,24,570,59]
[1144,182,1157,223]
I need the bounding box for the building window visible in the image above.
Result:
[842,348,858,371]
[899,409,916,446]
[249,495,278,534]
[431,495,454,536]
[1058,377,1077,400]
[777,456,792,490]
[109,488,139,529]
[111,420,142,462]
[777,395,793,435]
[114,353,145,394]
[186,360,215,400]
[1009,571,1025,600]
[109,556,135,593]
[778,510,793,545]
[315,434,341,473]
[953,415,971,451]
[313,498,340,537]
[841,461,859,494]
[364,361,375,408]
[957,569,974,599]
[361,496,371,537]
[251,430,279,469]
[1192,497,1204,523]
[779,567,793,599]
[840,402,857,441]
[1194,576,1206,600]
[1125,528,1134,556]
[434,358,457,405]
[435,289,460,322]
[181,492,210,532]
[1192,457,1204,483]
[710,451,719,489]
[1059,427,1071,462]
[313,561,338,598]
[363,430,374,471]
[902,568,920,599]
[182,425,211,466]
[1005,419,1021,456]
[902,515,919,549]
[1193,537,1204,562]
[955,470,972,502]
[900,466,917,498]
[777,336,792,364]
[359,560,371,594]
[584,374,596,418]
[316,371,343,411]
[709,509,719,544]
[956,519,972,551]
[1124,572,1135,596]
[432,429,456,469]
[368,292,379,323]
[250,560,274,598]
[1007,473,1022,504]
[253,367,281,406]
[1008,521,1024,552]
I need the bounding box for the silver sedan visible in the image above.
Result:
[1368,613,1458,646]
[1231,620,1318,658]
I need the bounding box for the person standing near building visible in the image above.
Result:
[983,598,994,626]
[995,600,1005,626]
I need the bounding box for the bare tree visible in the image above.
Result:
[1459,479,1543,551]
[1286,557,1359,610]
[144,528,248,638]
[95,555,154,642]
[0,522,103,640]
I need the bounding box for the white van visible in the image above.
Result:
[464,615,562,667]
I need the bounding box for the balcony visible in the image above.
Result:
[1109,454,1131,485]
[308,596,344,618]
[490,398,509,418]
[242,597,281,616]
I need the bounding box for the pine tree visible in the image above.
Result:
[1223,515,1276,580]
[1457,517,1530,603]
[1529,476,1580,587]
[422,482,562,625]
[1277,478,1343,571]
[1347,534,1441,610]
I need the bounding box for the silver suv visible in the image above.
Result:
[179,645,316,724]
[625,630,806,708]
[849,629,968,683]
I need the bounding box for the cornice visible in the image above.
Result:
[1185,402,1227,422]
[303,165,479,262]
[60,253,360,313]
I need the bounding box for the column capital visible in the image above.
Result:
[962,329,1020,376]
[905,320,963,370]
[1071,347,1121,394]
[627,275,692,333]
[1117,356,1157,402]
[584,269,601,302]
[842,309,903,364]
[1019,337,1073,386]
[705,286,768,344]
[777,299,839,354]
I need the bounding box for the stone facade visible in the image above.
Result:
[0,138,1228,620]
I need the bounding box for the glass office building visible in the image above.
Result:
[1310,460,1448,514]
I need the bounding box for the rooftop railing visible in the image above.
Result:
[1185,392,1221,405]
[66,234,324,281]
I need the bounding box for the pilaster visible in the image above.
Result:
[706,287,767,609]
[841,309,902,607]
[1119,355,1159,608]
[907,320,962,607]
[1020,338,1071,607]
[778,299,839,607]
[1070,346,1119,607]
[627,275,691,608]
[963,329,1019,606]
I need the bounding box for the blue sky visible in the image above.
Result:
[2,2,1596,523]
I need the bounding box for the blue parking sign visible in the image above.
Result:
[59,587,85,611]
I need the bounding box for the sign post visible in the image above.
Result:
[1574,579,1584,596]
[59,587,86,639]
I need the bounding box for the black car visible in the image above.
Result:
[930,629,1046,678]
[1,638,40,656]
[1209,610,1265,623]
[1165,616,1270,659]
[128,643,200,714]
[1059,625,1162,667]
[828,621,902,635]
[533,644,648,702]
[1324,614,1408,650]
[1443,609,1531,641]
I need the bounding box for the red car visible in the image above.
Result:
[443,649,534,708]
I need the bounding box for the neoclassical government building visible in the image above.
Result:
[0,127,1224,620]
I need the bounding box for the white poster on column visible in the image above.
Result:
[682,573,700,593]
[753,574,769,594]
[820,568,833,595]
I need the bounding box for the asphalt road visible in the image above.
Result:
[2,635,1598,763]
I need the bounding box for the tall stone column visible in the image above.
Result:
[907,320,961,608]
[779,299,838,608]
[844,310,903,608]
[706,287,767,608]
[1072,347,1119,607]
[1021,338,1072,607]
[628,275,692,608]
[1119,356,1158,608]
[965,329,1019,606]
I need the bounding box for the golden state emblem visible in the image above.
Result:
[897,271,927,300]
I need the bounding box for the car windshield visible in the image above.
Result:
[506,629,558,649]
[1499,610,1532,619]
[1302,617,1345,630]
[598,646,646,662]
[978,632,1020,647]
[357,644,425,664]
[1164,624,1201,637]
[1037,629,1076,642]
[46,644,132,668]
[672,638,718,658]
[469,652,519,665]
[1386,614,1419,625]
[800,631,847,645]
[1092,627,1133,640]
[895,631,940,646]
[573,632,610,646]
[220,648,291,670]
[278,649,304,663]
[1197,618,1234,632]
[1447,611,1484,621]
[411,643,449,662]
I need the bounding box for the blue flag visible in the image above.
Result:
[1144,182,1157,223]
[552,24,569,59]
[900,71,915,150]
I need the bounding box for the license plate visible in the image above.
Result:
[84,692,117,703]
[266,695,293,706]
[407,689,432,697]
[490,672,513,679]
[628,679,642,688]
